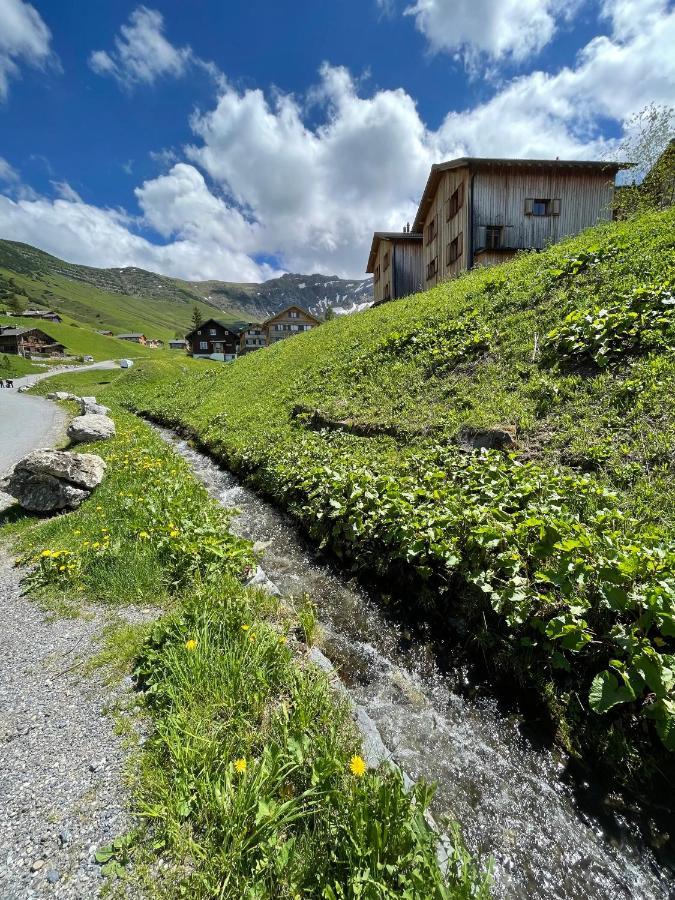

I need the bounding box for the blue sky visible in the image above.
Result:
[0,0,673,281]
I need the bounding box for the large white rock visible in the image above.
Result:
[79,396,110,416]
[3,449,106,512]
[67,414,116,443]
[46,391,80,401]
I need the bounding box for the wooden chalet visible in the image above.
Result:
[116,333,147,345]
[366,231,423,305]
[186,318,240,361]
[412,157,627,289]
[262,306,320,345]
[0,326,65,357]
[239,323,266,355]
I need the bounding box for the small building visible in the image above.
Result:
[186,318,240,361]
[262,306,321,345]
[21,309,62,323]
[366,231,423,305]
[410,157,627,289]
[239,323,266,355]
[168,339,187,351]
[146,338,163,349]
[0,326,65,357]
[96,329,113,336]
[116,333,147,345]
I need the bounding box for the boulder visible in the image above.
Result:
[79,396,110,416]
[3,449,106,513]
[67,414,116,443]
[13,449,106,490]
[458,425,517,452]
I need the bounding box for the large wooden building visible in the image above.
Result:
[0,326,65,357]
[366,231,423,305]
[368,157,626,300]
[262,306,321,345]
[186,318,240,361]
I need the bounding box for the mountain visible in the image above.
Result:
[0,240,373,335]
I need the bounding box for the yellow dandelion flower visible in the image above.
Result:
[74,530,81,536]
[93,542,100,550]
[349,755,367,778]
[170,530,180,538]
[96,506,103,511]
[234,758,247,774]
[41,549,52,558]
[278,636,287,644]
[83,540,90,547]
[248,632,256,642]
[139,531,150,539]
[241,624,250,631]
[185,639,198,651]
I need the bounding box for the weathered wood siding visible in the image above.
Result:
[372,239,393,304]
[393,241,423,298]
[472,168,614,253]
[421,168,470,289]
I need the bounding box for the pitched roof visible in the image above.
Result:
[0,327,28,336]
[261,305,321,327]
[366,231,422,273]
[116,333,146,339]
[412,156,632,233]
[184,318,240,339]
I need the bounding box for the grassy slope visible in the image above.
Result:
[0,312,164,360]
[104,209,675,806]
[0,266,242,343]
[8,373,486,898]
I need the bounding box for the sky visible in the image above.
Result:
[0,0,673,283]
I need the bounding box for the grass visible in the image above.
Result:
[6,382,487,898]
[0,353,41,377]
[88,208,675,805]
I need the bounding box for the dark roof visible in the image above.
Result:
[412,156,632,233]
[184,318,240,340]
[261,305,321,327]
[0,327,28,337]
[116,333,146,339]
[366,231,422,273]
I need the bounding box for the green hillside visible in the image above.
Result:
[95,208,675,810]
[0,241,245,342]
[0,312,162,360]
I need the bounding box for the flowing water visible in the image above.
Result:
[159,428,674,900]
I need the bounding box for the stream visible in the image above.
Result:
[158,427,674,900]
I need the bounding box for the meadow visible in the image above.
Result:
[81,207,675,806]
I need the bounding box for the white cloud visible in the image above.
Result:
[50,180,82,202]
[0,156,20,182]
[0,0,53,99]
[404,0,575,64]
[89,6,192,88]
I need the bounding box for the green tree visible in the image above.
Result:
[614,103,674,216]
[191,305,203,331]
[324,306,337,322]
[9,295,24,315]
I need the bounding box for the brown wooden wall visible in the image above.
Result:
[393,241,423,298]
[372,239,393,304]
[421,168,470,290]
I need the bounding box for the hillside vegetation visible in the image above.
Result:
[91,209,674,803]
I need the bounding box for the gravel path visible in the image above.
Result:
[0,555,156,898]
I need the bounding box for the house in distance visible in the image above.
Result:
[0,326,65,357]
[367,230,423,306]
[186,318,240,361]
[262,305,321,345]
[368,156,629,302]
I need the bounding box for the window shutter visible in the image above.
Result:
[476,225,486,249]
[524,198,534,215]
[457,231,464,259]
[551,198,561,216]
[458,182,464,209]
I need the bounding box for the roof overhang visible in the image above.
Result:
[411,157,633,233]
[366,231,423,274]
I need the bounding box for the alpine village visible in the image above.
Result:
[1,3,675,900]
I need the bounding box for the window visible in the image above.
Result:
[374,264,380,283]
[209,328,217,335]
[525,198,561,217]
[199,341,208,350]
[290,310,298,318]
[446,183,464,221]
[383,251,390,271]
[275,324,283,331]
[291,324,299,331]
[485,226,502,249]
[426,257,437,280]
[446,231,464,266]
[383,283,391,301]
[426,217,436,245]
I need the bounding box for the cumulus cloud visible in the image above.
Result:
[404,0,575,64]
[0,156,20,183]
[0,0,54,99]
[89,6,193,88]
[0,0,673,282]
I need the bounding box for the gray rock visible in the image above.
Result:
[458,424,517,451]
[30,859,44,872]
[11,449,106,490]
[46,391,79,402]
[79,396,110,416]
[2,449,106,513]
[67,414,116,443]
[46,869,60,883]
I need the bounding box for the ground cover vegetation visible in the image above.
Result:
[9,373,487,898]
[88,209,675,808]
